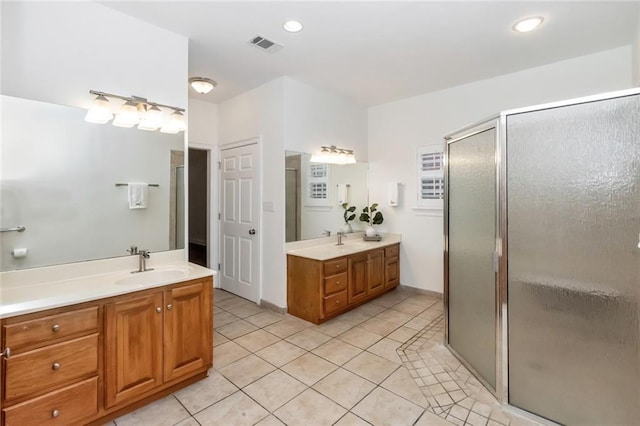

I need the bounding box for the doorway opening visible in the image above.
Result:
[188,148,209,267]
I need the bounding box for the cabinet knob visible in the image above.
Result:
[336,281,340,285]
[52,362,61,371]
[52,409,60,418]
[166,304,173,311]
[1,347,10,359]
[336,300,340,304]
[52,324,60,332]
[156,307,162,313]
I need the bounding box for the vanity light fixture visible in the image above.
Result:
[513,16,544,33]
[189,77,217,94]
[84,90,185,133]
[310,145,356,165]
[283,20,303,33]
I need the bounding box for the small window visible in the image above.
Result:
[306,163,330,205]
[417,145,444,209]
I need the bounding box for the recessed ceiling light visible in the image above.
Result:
[513,16,544,33]
[283,20,303,33]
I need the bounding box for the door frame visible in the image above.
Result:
[189,143,216,270]
[218,137,262,300]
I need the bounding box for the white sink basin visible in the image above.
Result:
[116,267,193,287]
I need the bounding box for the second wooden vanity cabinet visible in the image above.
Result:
[288,243,400,324]
[0,276,213,426]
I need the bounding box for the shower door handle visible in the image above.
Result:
[493,251,499,272]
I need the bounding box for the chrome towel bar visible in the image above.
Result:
[0,225,26,233]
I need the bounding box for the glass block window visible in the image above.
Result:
[417,145,444,208]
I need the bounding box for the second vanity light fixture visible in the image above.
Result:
[84,90,186,134]
[310,145,356,165]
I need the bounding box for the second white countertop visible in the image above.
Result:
[286,233,401,261]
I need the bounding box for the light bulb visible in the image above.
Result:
[85,95,113,124]
[113,100,140,128]
[138,105,163,131]
[513,16,544,33]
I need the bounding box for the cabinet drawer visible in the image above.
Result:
[385,244,399,259]
[5,333,98,400]
[3,306,98,349]
[3,376,98,426]
[323,291,348,316]
[324,258,347,275]
[324,272,347,296]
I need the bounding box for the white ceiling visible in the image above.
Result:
[104,1,638,107]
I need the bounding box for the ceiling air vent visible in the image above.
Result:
[248,34,283,54]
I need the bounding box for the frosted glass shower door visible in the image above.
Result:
[446,126,497,390]
[507,94,640,424]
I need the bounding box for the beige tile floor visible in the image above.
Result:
[108,288,542,426]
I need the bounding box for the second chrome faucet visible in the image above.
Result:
[128,246,154,274]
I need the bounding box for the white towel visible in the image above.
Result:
[128,183,148,209]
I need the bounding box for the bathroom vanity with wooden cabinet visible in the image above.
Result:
[287,236,400,324]
[0,263,213,426]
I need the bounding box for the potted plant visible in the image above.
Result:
[341,203,356,233]
[359,203,383,237]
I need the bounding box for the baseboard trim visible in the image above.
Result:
[397,284,443,299]
[259,299,287,314]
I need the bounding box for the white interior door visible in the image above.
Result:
[219,141,260,303]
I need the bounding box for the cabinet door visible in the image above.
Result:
[105,292,163,408]
[367,250,385,294]
[348,253,368,304]
[164,281,213,382]
[385,256,400,288]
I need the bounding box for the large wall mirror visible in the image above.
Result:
[285,150,368,242]
[0,95,185,271]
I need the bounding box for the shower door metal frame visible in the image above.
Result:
[444,87,640,420]
[443,117,508,402]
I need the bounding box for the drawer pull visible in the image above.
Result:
[52,362,61,370]
[52,324,60,332]
[336,265,340,269]
[166,304,173,311]
[156,307,162,313]
[1,347,10,359]
[52,409,60,418]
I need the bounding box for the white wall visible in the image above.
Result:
[189,99,219,148]
[283,77,368,161]
[0,2,187,110]
[218,78,286,306]
[218,77,368,308]
[634,8,640,85]
[368,46,634,294]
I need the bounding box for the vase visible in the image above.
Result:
[365,225,376,237]
[342,223,353,234]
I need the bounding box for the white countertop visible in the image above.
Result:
[286,233,402,261]
[0,251,215,319]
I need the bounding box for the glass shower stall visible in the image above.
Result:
[444,88,640,425]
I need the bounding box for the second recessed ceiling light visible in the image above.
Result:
[283,20,303,33]
[513,16,544,33]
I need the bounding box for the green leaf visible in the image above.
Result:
[372,211,384,225]
[341,202,348,209]
[347,213,355,221]
[359,213,370,222]
[363,206,369,213]
[347,206,356,213]
[370,203,379,210]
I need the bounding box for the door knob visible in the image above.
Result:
[249,229,256,235]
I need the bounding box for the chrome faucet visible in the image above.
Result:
[336,231,346,246]
[132,249,154,274]
[322,229,331,237]
[126,245,138,255]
